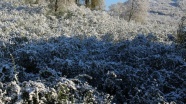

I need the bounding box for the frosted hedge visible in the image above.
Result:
[0,0,186,103]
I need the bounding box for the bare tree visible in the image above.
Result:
[122,0,149,22]
[109,2,125,18]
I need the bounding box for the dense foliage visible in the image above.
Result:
[0,0,186,104]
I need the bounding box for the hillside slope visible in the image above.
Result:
[0,0,185,104]
[149,0,184,26]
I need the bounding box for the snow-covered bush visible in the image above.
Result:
[2,35,182,103]
[0,0,186,103]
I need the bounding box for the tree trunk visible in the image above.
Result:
[54,0,58,12]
